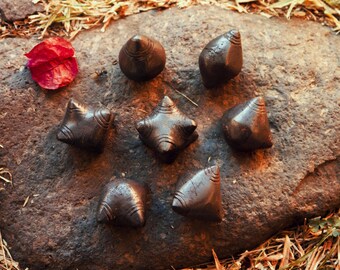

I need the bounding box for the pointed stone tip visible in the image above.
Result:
[135,121,143,131]
[96,209,107,223]
[161,96,174,106]
[129,210,145,227]
[182,121,197,135]
[131,34,143,42]
[191,120,197,129]
[264,134,274,148]
[157,141,176,154]
[246,96,267,115]
[99,108,113,122]
[172,197,187,215]
[229,29,240,38]
[126,34,149,52]
[135,120,148,135]
[205,165,220,182]
[68,97,75,103]
[172,197,181,209]
[56,130,68,142]
[67,98,84,112]
[267,140,274,148]
[96,204,111,223]
[253,96,265,106]
[67,98,76,108]
[209,165,220,175]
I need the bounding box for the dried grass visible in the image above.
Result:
[0,0,339,38]
[29,0,190,39]
[0,173,20,269]
[0,145,12,187]
[0,145,19,270]
[182,209,340,270]
[0,232,21,270]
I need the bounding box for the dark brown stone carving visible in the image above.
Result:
[118,34,166,81]
[57,99,114,151]
[172,165,224,222]
[199,29,243,88]
[222,96,273,151]
[97,179,147,228]
[136,96,198,163]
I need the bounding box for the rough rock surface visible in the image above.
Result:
[0,6,339,270]
[0,0,43,21]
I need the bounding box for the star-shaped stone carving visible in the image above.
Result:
[136,96,198,163]
[57,98,114,151]
[221,96,273,151]
[172,165,224,222]
[97,180,147,228]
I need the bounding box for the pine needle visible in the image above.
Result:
[0,145,12,186]
[22,196,30,208]
[212,249,225,270]
[174,89,199,107]
[279,235,292,268]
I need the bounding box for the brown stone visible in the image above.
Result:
[172,165,224,221]
[0,0,43,21]
[0,5,339,270]
[136,96,198,163]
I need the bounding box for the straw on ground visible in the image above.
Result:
[0,231,21,270]
[183,209,340,270]
[0,145,12,186]
[0,0,339,38]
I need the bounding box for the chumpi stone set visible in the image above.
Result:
[57,30,273,227]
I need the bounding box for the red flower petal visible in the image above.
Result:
[25,37,78,90]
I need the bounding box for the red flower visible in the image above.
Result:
[25,37,79,90]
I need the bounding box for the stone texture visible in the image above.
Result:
[0,0,43,21]
[0,6,339,270]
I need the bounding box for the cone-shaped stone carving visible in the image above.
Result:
[97,180,147,228]
[136,96,198,163]
[57,99,114,151]
[119,34,166,81]
[172,165,224,222]
[199,29,243,88]
[222,96,273,151]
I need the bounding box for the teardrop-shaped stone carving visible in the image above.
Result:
[221,96,273,151]
[97,180,147,228]
[172,165,224,222]
[199,29,243,88]
[136,96,198,163]
[57,99,114,151]
[119,35,166,81]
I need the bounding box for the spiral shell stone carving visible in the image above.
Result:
[136,96,198,163]
[57,99,114,151]
[199,29,243,88]
[221,96,273,151]
[172,165,224,222]
[119,35,166,81]
[97,180,147,228]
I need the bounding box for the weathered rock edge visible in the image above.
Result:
[0,5,339,270]
[0,0,43,21]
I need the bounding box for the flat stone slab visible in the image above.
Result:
[0,5,339,270]
[0,0,43,21]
